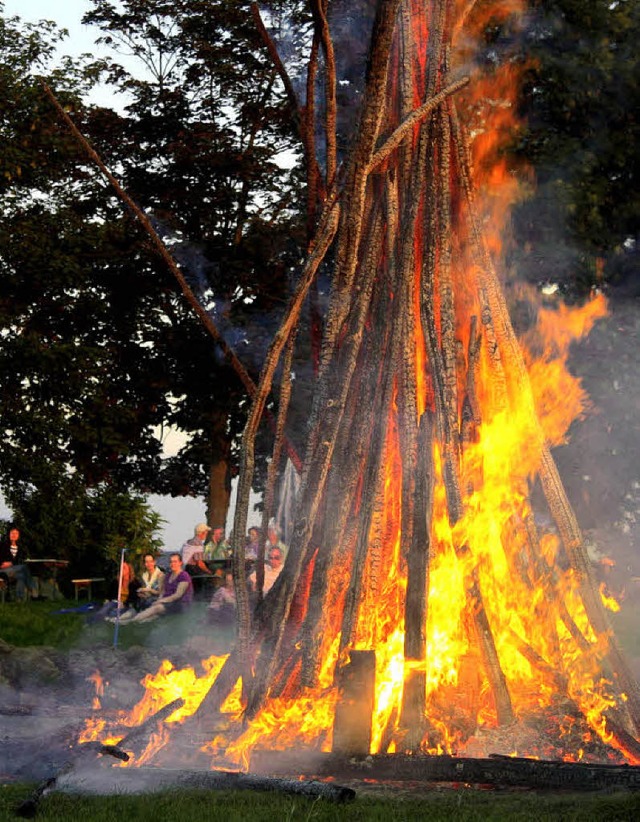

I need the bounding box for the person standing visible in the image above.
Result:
[0,526,37,601]
[244,527,261,563]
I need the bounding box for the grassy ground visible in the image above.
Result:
[0,598,223,651]
[0,599,86,649]
[2,783,640,821]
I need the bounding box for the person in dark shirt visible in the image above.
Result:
[0,527,37,601]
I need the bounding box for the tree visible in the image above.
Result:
[513,0,640,290]
[80,0,308,522]
[0,2,308,538]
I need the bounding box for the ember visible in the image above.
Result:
[75,0,640,774]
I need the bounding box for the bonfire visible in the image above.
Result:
[74,0,640,780]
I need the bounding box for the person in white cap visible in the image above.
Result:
[181,522,213,577]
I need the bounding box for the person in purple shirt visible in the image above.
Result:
[115,553,193,624]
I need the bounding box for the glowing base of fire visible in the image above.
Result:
[80,644,636,771]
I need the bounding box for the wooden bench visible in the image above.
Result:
[71,578,106,601]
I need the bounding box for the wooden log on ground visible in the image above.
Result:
[54,766,356,803]
[15,743,129,818]
[249,750,640,791]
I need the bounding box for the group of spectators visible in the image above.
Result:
[180,521,286,627]
[182,521,286,575]
[1,519,286,633]
[100,520,286,628]
[89,551,192,625]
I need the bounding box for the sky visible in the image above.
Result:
[4,1,106,65]
[3,0,135,109]
[1,0,263,549]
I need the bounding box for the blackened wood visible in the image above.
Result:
[256,329,297,601]
[230,193,340,666]
[467,571,515,726]
[332,650,376,756]
[403,412,434,663]
[400,414,435,747]
[250,2,327,210]
[466,315,482,425]
[507,627,568,693]
[368,77,469,172]
[57,766,356,803]
[249,750,640,790]
[310,0,337,187]
[337,327,400,656]
[336,189,402,655]
[298,201,389,687]
[118,698,186,753]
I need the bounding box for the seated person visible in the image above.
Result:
[116,553,193,624]
[244,526,261,564]
[90,561,138,622]
[135,553,165,610]
[204,525,230,562]
[248,546,284,595]
[207,570,236,627]
[0,526,38,601]
[265,522,288,563]
[181,522,214,578]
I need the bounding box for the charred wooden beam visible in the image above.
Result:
[249,750,640,791]
[332,650,376,757]
[117,697,185,755]
[15,742,129,818]
[400,412,435,748]
[467,570,515,726]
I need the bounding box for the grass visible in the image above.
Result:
[0,599,86,649]
[2,783,640,821]
[0,598,222,651]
